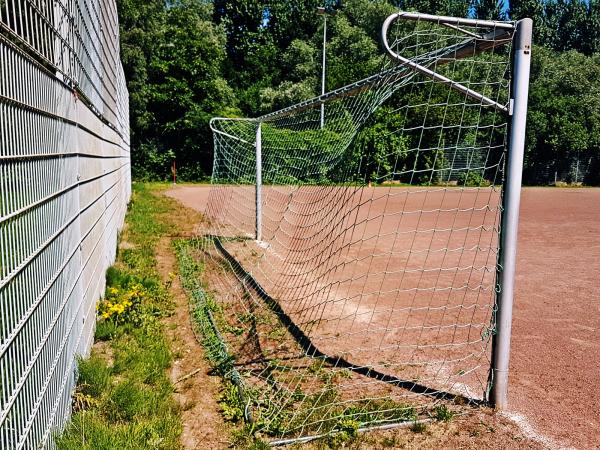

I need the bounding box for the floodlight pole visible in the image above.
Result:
[319,9,327,129]
[255,122,262,242]
[490,18,533,410]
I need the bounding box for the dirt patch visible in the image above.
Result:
[93,341,114,367]
[508,188,600,450]
[153,191,230,450]
[163,185,549,449]
[292,408,545,449]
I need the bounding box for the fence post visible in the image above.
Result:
[490,18,533,410]
[256,122,262,242]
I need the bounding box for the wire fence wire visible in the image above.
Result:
[0,0,130,448]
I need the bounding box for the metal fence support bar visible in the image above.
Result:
[490,17,533,410]
[255,122,263,242]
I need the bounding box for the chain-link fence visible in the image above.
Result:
[524,152,600,186]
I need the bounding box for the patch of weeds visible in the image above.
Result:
[95,319,119,341]
[343,399,417,426]
[175,239,240,383]
[230,425,270,449]
[326,418,360,448]
[432,404,454,422]
[284,385,340,436]
[76,355,111,399]
[72,392,100,414]
[308,358,327,375]
[236,312,254,324]
[219,383,246,423]
[248,439,271,450]
[223,323,245,336]
[291,387,306,401]
[338,368,352,379]
[381,435,399,447]
[411,421,427,433]
[267,326,287,341]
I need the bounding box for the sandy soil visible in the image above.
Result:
[507,188,600,450]
[154,192,230,449]
[164,185,600,449]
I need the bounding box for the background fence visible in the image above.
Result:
[524,151,600,185]
[0,0,130,448]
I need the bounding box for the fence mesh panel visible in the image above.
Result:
[193,14,516,442]
[0,0,129,448]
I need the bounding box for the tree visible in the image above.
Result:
[583,0,600,55]
[213,0,280,88]
[118,0,237,180]
[508,0,544,21]
[392,0,470,17]
[325,14,382,91]
[151,0,237,179]
[472,0,506,20]
[523,47,600,184]
[267,0,321,50]
[117,0,166,179]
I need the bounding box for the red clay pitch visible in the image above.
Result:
[166,185,600,449]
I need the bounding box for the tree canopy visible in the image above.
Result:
[117,0,600,184]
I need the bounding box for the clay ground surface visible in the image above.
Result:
[153,190,231,449]
[165,185,600,449]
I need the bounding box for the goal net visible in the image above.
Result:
[186,12,516,442]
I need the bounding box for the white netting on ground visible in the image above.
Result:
[183,13,516,441]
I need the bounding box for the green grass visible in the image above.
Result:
[432,404,455,422]
[174,237,421,446]
[56,183,182,450]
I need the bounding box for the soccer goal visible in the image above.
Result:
[190,10,531,443]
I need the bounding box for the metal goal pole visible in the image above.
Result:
[490,18,533,410]
[256,122,263,242]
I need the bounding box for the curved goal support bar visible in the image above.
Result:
[381,12,515,113]
[384,11,515,30]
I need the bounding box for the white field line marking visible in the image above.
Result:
[503,411,576,450]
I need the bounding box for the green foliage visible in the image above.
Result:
[119,0,238,180]
[457,171,490,187]
[353,106,410,183]
[326,418,360,448]
[219,383,246,422]
[523,47,600,184]
[472,0,506,20]
[120,1,600,183]
[56,184,181,449]
[76,356,111,399]
[432,404,455,422]
[411,421,427,433]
